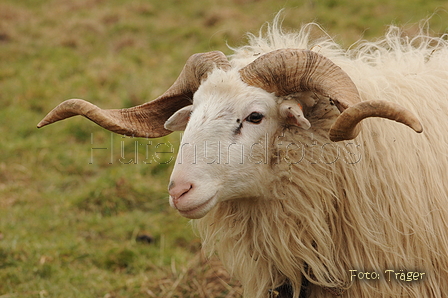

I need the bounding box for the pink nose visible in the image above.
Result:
[168,180,193,206]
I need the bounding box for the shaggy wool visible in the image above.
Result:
[194,15,448,298]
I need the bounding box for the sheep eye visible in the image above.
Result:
[245,112,264,124]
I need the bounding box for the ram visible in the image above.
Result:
[38,17,448,298]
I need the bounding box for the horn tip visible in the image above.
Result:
[37,119,49,128]
[413,122,423,134]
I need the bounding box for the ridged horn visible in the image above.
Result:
[239,48,422,142]
[37,51,231,138]
[329,100,423,142]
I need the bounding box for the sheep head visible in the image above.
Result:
[38,49,423,219]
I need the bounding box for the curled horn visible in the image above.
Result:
[37,51,231,138]
[239,49,422,142]
[329,100,423,141]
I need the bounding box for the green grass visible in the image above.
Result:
[0,0,447,297]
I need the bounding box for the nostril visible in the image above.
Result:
[178,184,192,199]
[168,180,193,202]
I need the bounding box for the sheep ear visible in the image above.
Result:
[279,100,311,130]
[164,105,193,131]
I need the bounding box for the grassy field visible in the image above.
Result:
[0,0,447,297]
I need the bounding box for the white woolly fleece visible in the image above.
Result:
[192,15,448,298]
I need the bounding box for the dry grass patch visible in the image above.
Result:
[144,253,242,298]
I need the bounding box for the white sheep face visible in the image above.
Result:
[165,69,284,219]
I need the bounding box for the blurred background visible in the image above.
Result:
[0,0,447,297]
